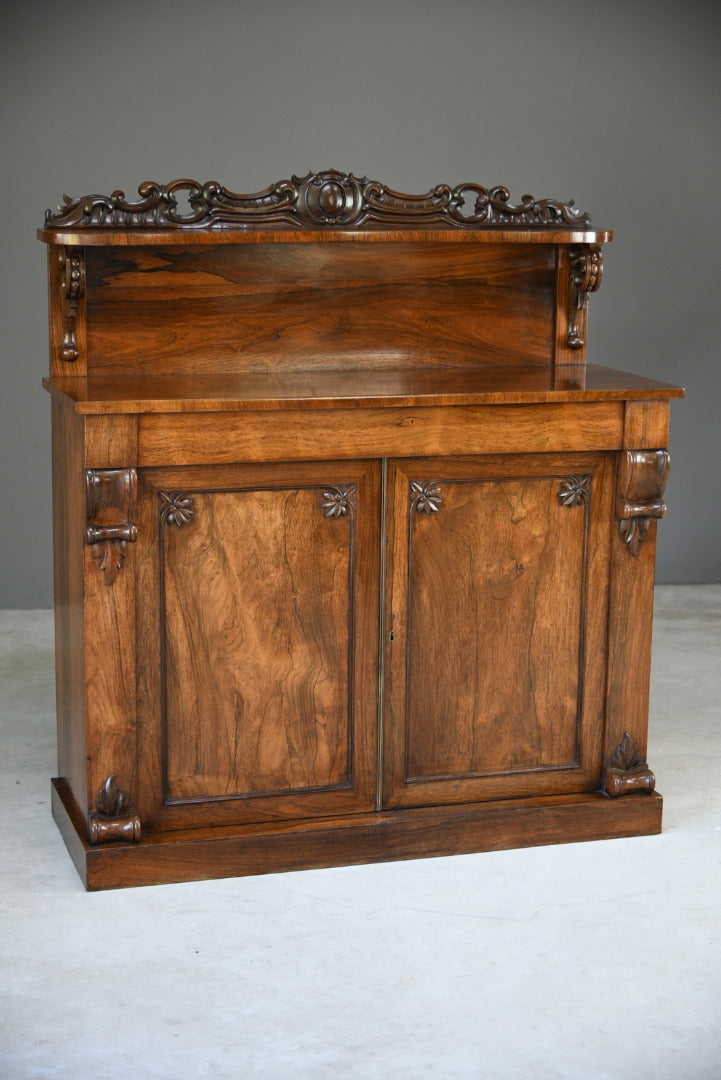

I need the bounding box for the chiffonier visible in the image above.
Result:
[40,171,682,889]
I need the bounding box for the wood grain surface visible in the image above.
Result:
[84,243,556,374]
[163,487,353,800]
[43,366,684,415]
[135,460,380,829]
[384,453,613,808]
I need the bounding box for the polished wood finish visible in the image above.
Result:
[51,777,662,891]
[82,243,558,374]
[41,172,680,889]
[43,366,682,414]
[134,460,380,830]
[136,402,626,466]
[43,172,597,232]
[383,453,613,808]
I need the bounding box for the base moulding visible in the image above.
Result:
[52,777,663,891]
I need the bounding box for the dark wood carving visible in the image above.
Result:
[45,171,591,231]
[320,484,356,518]
[88,775,141,844]
[410,481,443,514]
[616,450,669,557]
[568,245,603,349]
[603,733,655,797]
[558,474,592,506]
[57,246,84,361]
[160,491,194,527]
[85,468,138,584]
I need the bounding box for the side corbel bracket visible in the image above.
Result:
[85,468,138,584]
[58,246,85,362]
[603,733,655,797]
[567,244,603,349]
[88,776,141,844]
[616,450,669,557]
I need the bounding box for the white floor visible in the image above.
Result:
[1,586,719,1080]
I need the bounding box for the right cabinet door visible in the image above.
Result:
[383,452,614,808]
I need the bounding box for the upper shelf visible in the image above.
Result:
[39,170,612,247]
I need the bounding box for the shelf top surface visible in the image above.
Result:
[44,365,684,415]
[39,226,612,247]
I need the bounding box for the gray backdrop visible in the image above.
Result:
[2,0,719,606]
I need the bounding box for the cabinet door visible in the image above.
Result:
[135,460,380,829]
[383,453,613,808]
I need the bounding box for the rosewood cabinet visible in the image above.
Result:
[40,171,682,889]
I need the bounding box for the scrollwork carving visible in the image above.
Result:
[616,450,669,557]
[45,171,592,231]
[85,469,138,584]
[88,776,141,844]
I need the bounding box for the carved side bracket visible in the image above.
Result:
[88,776,141,844]
[45,171,592,231]
[603,733,655,797]
[85,468,138,584]
[410,481,443,515]
[57,246,85,361]
[320,484,356,518]
[567,245,603,349]
[616,450,669,557]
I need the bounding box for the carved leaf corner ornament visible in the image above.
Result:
[558,474,592,507]
[44,171,593,232]
[410,481,442,515]
[160,492,195,527]
[321,484,356,518]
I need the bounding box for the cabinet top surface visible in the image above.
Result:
[43,365,683,414]
[39,170,611,246]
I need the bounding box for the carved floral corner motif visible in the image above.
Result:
[603,733,656,798]
[88,776,141,845]
[567,244,603,349]
[558,474,592,507]
[616,450,670,557]
[410,481,442,515]
[45,171,592,231]
[85,469,138,585]
[160,492,195,527]
[321,484,356,518]
[57,246,84,361]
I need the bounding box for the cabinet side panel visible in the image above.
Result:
[51,397,87,816]
[85,243,556,373]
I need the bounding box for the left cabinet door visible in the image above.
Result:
[134,460,381,830]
